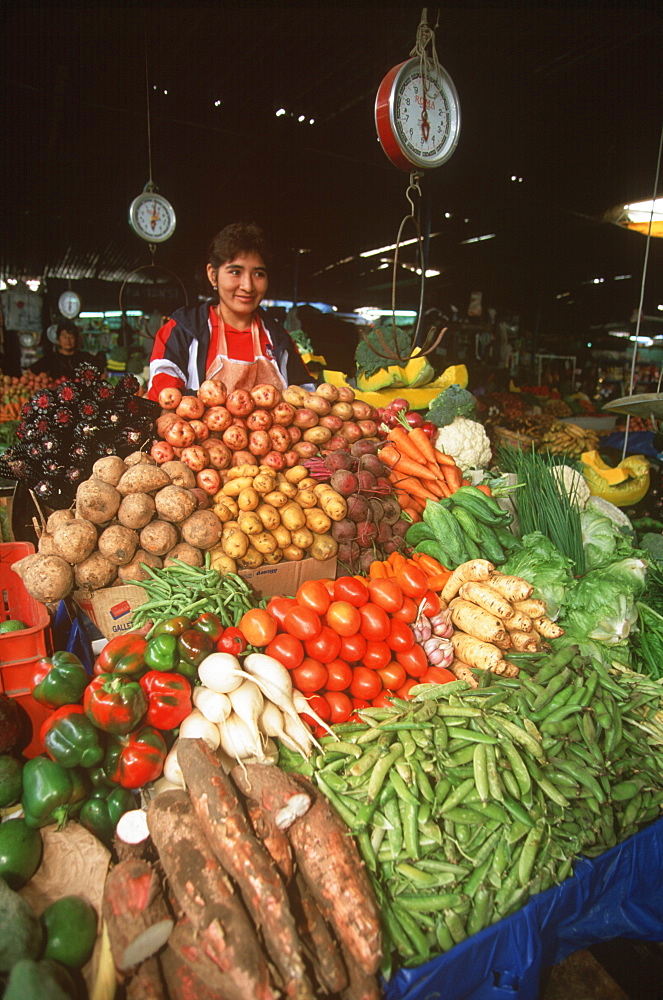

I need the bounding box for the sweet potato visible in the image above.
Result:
[176,739,313,999]
[92,455,127,486]
[117,493,157,530]
[154,485,197,523]
[285,773,382,975]
[124,451,158,467]
[161,461,196,489]
[139,520,180,557]
[98,524,140,566]
[45,508,75,534]
[18,554,74,603]
[74,551,118,591]
[164,542,204,568]
[76,478,122,524]
[52,518,98,564]
[180,510,223,550]
[117,465,171,496]
[146,790,275,1000]
[118,550,163,583]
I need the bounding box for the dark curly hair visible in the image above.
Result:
[207,222,273,269]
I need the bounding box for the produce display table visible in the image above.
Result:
[386,816,663,1000]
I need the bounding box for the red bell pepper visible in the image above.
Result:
[104,725,167,789]
[138,671,192,730]
[83,673,147,735]
[93,633,148,677]
[216,627,247,656]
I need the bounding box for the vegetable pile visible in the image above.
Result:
[0,371,55,422]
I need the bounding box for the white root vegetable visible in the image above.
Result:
[218,711,266,763]
[259,701,309,759]
[162,742,186,788]
[291,689,336,737]
[282,709,322,756]
[192,685,232,724]
[242,653,300,724]
[227,680,265,759]
[115,808,150,846]
[151,776,182,796]
[197,652,248,694]
[178,711,221,750]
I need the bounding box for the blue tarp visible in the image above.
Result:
[385,817,663,1000]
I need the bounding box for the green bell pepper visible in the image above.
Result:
[144,633,179,671]
[79,785,136,846]
[21,757,88,829]
[31,652,89,709]
[40,705,104,769]
[41,895,98,968]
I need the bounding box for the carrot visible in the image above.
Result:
[389,474,438,503]
[441,464,463,493]
[475,484,493,497]
[425,477,450,499]
[388,426,426,464]
[407,425,436,464]
[434,449,456,466]
[402,506,422,522]
[377,444,402,469]
[390,452,443,482]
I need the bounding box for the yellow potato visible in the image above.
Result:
[213,494,239,516]
[284,465,310,484]
[264,490,289,508]
[263,548,283,565]
[221,527,249,559]
[227,465,260,480]
[291,527,313,550]
[252,530,278,555]
[282,544,305,561]
[305,508,332,534]
[296,489,318,509]
[318,490,348,522]
[238,511,263,535]
[308,532,338,561]
[302,426,332,445]
[213,503,236,524]
[238,487,260,511]
[253,473,276,494]
[279,481,298,499]
[238,545,264,569]
[272,524,292,549]
[313,483,335,497]
[296,477,317,492]
[208,545,237,575]
[280,501,307,531]
[223,476,254,496]
[256,503,280,531]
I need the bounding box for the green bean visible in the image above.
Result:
[400,799,420,859]
[437,777,476,815]
[366,743,403,802]
[396,892,465,912]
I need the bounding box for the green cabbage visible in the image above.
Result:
[502,532,575,619]
[581,507,635,571]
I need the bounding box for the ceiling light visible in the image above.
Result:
[630,335,654,345]
[214,100,221,107]
[309,118,315,125]
[298,115,306,122]
[609,330,630,338]
[359,232,441,258]
[461,233,496,244]
[613,198,663,237]
[79,312,104,319]
[614,274,632,280]
[657,304,663,311]
[444,212,452,219]
[276,108,286,117]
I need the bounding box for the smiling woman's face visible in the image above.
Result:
[207,252,268,329]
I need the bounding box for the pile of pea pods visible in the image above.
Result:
[279,645,663,977]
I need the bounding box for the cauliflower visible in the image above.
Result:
[434,417,491,472]
[551,464,590,509]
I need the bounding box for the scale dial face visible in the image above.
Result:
[129,192,176,243]
[58,290,81,318]
[375,57,461,171]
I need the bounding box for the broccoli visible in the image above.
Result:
[425,384,478,427]
[355,325,414,377]
[640,533,663,563]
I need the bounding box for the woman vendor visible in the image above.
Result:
[147,223,313,399]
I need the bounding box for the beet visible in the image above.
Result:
[376,476,392,492]
[392,517,410,536]
[357,453,384,478]
[356,521,378,548]
[376,521,392,544]
[331,518,357,542]
[337,541,360,570]
[366,498,384,523]
[346,494,370,522]
[383,536,406,554]
[330,469,359,497]
[359,548,376,573]
[356,470,377,492]
[324,451,354,473]
[381,496,403,525]
[350,439,378,458]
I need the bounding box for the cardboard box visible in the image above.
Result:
[73,556,338,639]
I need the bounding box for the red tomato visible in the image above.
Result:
[396,644,429,678]
[421,590,441,617]
[296,580,332,616]
[323,690,353,724]
[299,692,331,737]
[325,600,361,637]
[363,640,392,671]
[349,666,382,701]
[421,666,455,685]
[265,633,304,670]
[367,578,404,613]
[291,657,328,694]
[325,658,353,691]
[391,596,418,623]
[359,602,390,641]
[386,618,415,653]
[238,608,277,647]
[350,697,371,710]
[371,689,397,708]
[304,626,342,664]
[283,606,322,641]
[333,576,369,608]
[395,678,418,700]
[317,578,337,597]
[339,632,367,663]
[377,661,407,691]
[395,565,429,601]
[266,596,297,628]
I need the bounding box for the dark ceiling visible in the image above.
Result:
[1,3,662,336]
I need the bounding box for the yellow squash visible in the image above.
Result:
[581,451,650,506]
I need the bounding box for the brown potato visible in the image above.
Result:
[117,493,156,530]
[22,555,74,603]
[256,503,280,531]
[281,544,304,561]
[212,503,237,524]
[296,489,318,509]
[118,550,163,583]
[252,473,275,494]
[164,542,204,568]
[227,464,260,480]
[251,530,278,555]
[140,520,180,556]
[277,481,298,500]
[308,532,339,561]
[237,487,260,511]
[92,456,127,486]
[208,545,237,575]
[116,465,171,495]
[222,476,255,496]
[74,551,118,591]
[302,426,332,445]
[45,508,75,534]
[284,465,309,484]
[221,526,249,560]
[280,501,306,531]
[154,485,198,523]
[52,519,98,565]
[305,508,332,534]
[272,524,291,549]
[124,451,157,467]
[76,479,122,524]
[238,511,263,536]
[264,490,288,508]
[318,490,348,521]
[282,386,310,408]
[180,510,224,550]
[212,494,239,517]
[238,545,264,569]
[98,524,140,566]
[160,460,196,489]
[262,549,283,565]
[296,477,317,492]
[291,526,313,550]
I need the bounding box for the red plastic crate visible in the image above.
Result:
[0,542,54,757]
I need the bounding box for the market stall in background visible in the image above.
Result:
[2,331,663,1000]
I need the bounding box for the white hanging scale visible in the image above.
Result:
[129,181,177,244]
